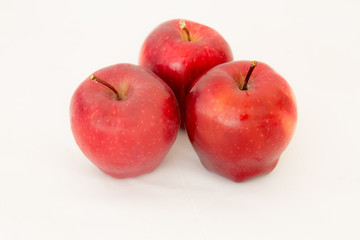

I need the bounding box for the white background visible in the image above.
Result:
[1,0,359,239]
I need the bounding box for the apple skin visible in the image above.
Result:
[139,19,233,127]
[70,64,180,178]
[185,61,297,182]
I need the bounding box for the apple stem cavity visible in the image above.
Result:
[241,61,257,91]
[90,74,121,101]
[179,20,191,41]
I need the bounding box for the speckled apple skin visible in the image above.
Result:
[185,61,297,182]
[70,64,180,178]
[139,19,233,127]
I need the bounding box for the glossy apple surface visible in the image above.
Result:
[70,64,179,178]
[185,61,297,182]
[139,19,233,126]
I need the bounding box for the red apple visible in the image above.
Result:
[70,64,180,178]
[185,61,297,182]
[139,19,233,127]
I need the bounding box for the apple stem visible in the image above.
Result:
[241,61,257,90]
[90,74,121,101]
[179,20,191,41]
